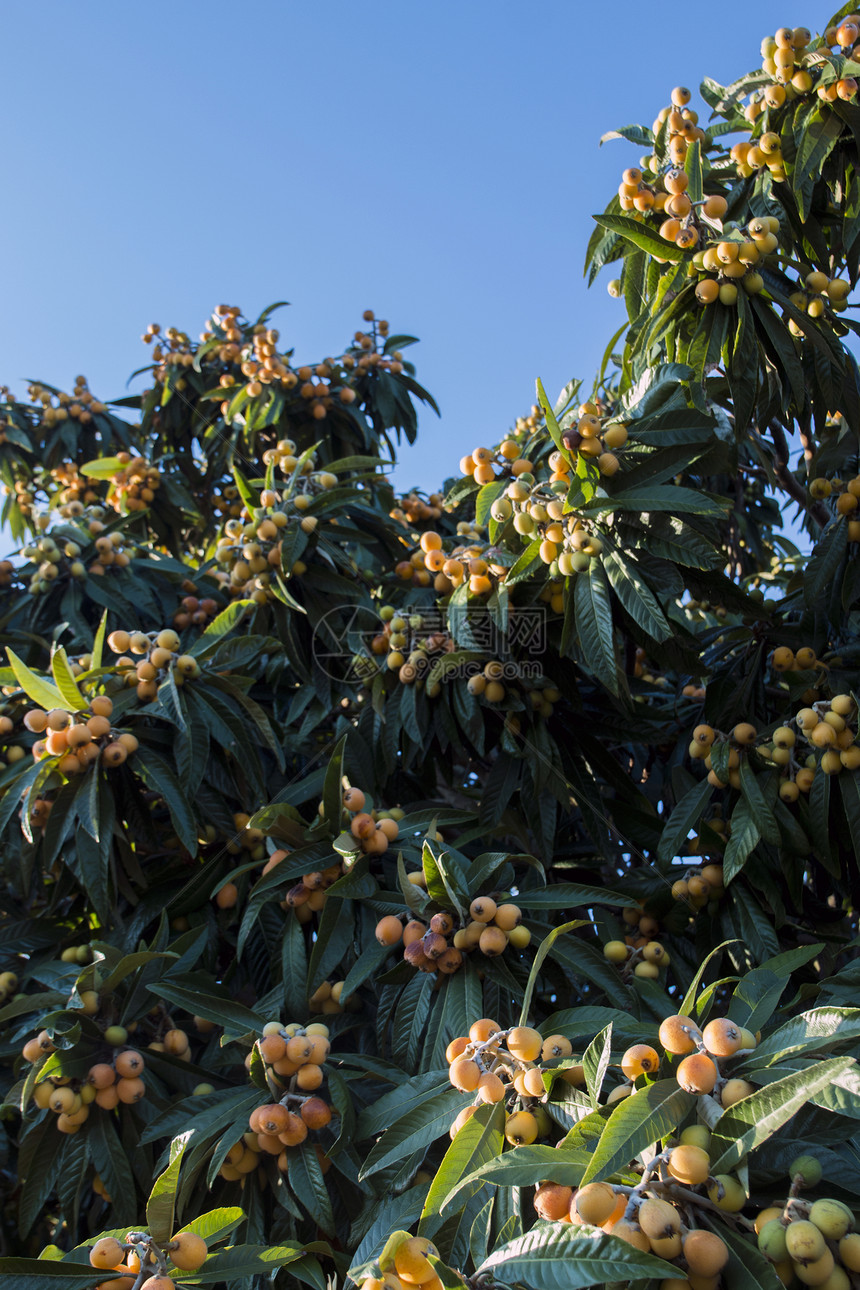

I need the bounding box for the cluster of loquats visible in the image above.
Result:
[376,895,531,976]
[459,422,536,489]
[0,710,27,772]
[26,378,107,431]
[212,476,337,601]
[468,664,562,715]
[492,461,614,573]
[446,1021,574,1143]
[756,1155,860,1288]
[308,979,356,1015]
[267,850,344,921]
[147,1022,197,1061]
[690,217,781,307]
[751,23,858,110]
[360,1234,445,1290]
[656,1013,758,1105]
[808,474,860,540]
[97,452,162,513]
[341,784,401,855]
[619,168,732,259]
[389,524,504,594]
[6,476,36,521]
[691,686,859,800]
[652,85,707,166]
[557,399,627,477]
[365,605,456,684]
[141,321,197,388]
[456,407,538,487]
[19,516,135,593]
[208,481,244,519]
[47,461,101,511]
[171,590,219,631]
[224,810,266,861]
[671,861,726,913]
[25,694,138,777]
[764,694,860,794]
[211,1019,335,1179]
[23,1028,147,1133]
[535,1169,732,1287]
[89,1228,208,1290]
[219,788,401,917]
[182,305,400,423]
[389,489,445,526]
[106,626,200,703]
[602,905,674,980]
[786,270,852,327]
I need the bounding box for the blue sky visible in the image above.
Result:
[2,1,831,495]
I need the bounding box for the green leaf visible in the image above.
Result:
[50,648,85,711]
[191,1243,310,1284]
[231,464,259,509]
[0,1259,104,1289]
[805,519,848,608]
[583,1024,613,1109]
[505,538,543,584]
[419,1101,505,1234]
[422,839,469,917]
[88,1112,138,1224]
[602,549,670,641]
[519,921,590,1027]
[574,564,619,696]
[684,138,703,204]
[745,1007,860,1067]
[100,950,178,997]
[580,1079,695,1184]
[444,1145,591,1208]
[809,770,835,875]
[536,378,574,470]
[80,456,127,478]
[306,895,354,996]
[322,734,348,835]
[710,1057,855,1172]
[729,947,822,1033]
[174,1206,244,1246]
[477,1224,679,1290]
[145,975,263,1039]
[792,108,842,218]
[581,486,726,518]
[658,777,712,863]
[359,1082,471,1178]
[91,610,108,671]
[738,761,780,846]
[289,1139,336,1235]
[592,213,684,262]
[517,882,631,909]
[723,799,761,885]
[191,600,254,653]
[6,649,68,711]
[146,1131,190,1245]
[18,1114,66,1237]
[133,747,197,855]
[475,480,508,528]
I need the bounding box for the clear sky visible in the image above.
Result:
[2,0,834,494]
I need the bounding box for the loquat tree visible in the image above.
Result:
[4,8,860,1290]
